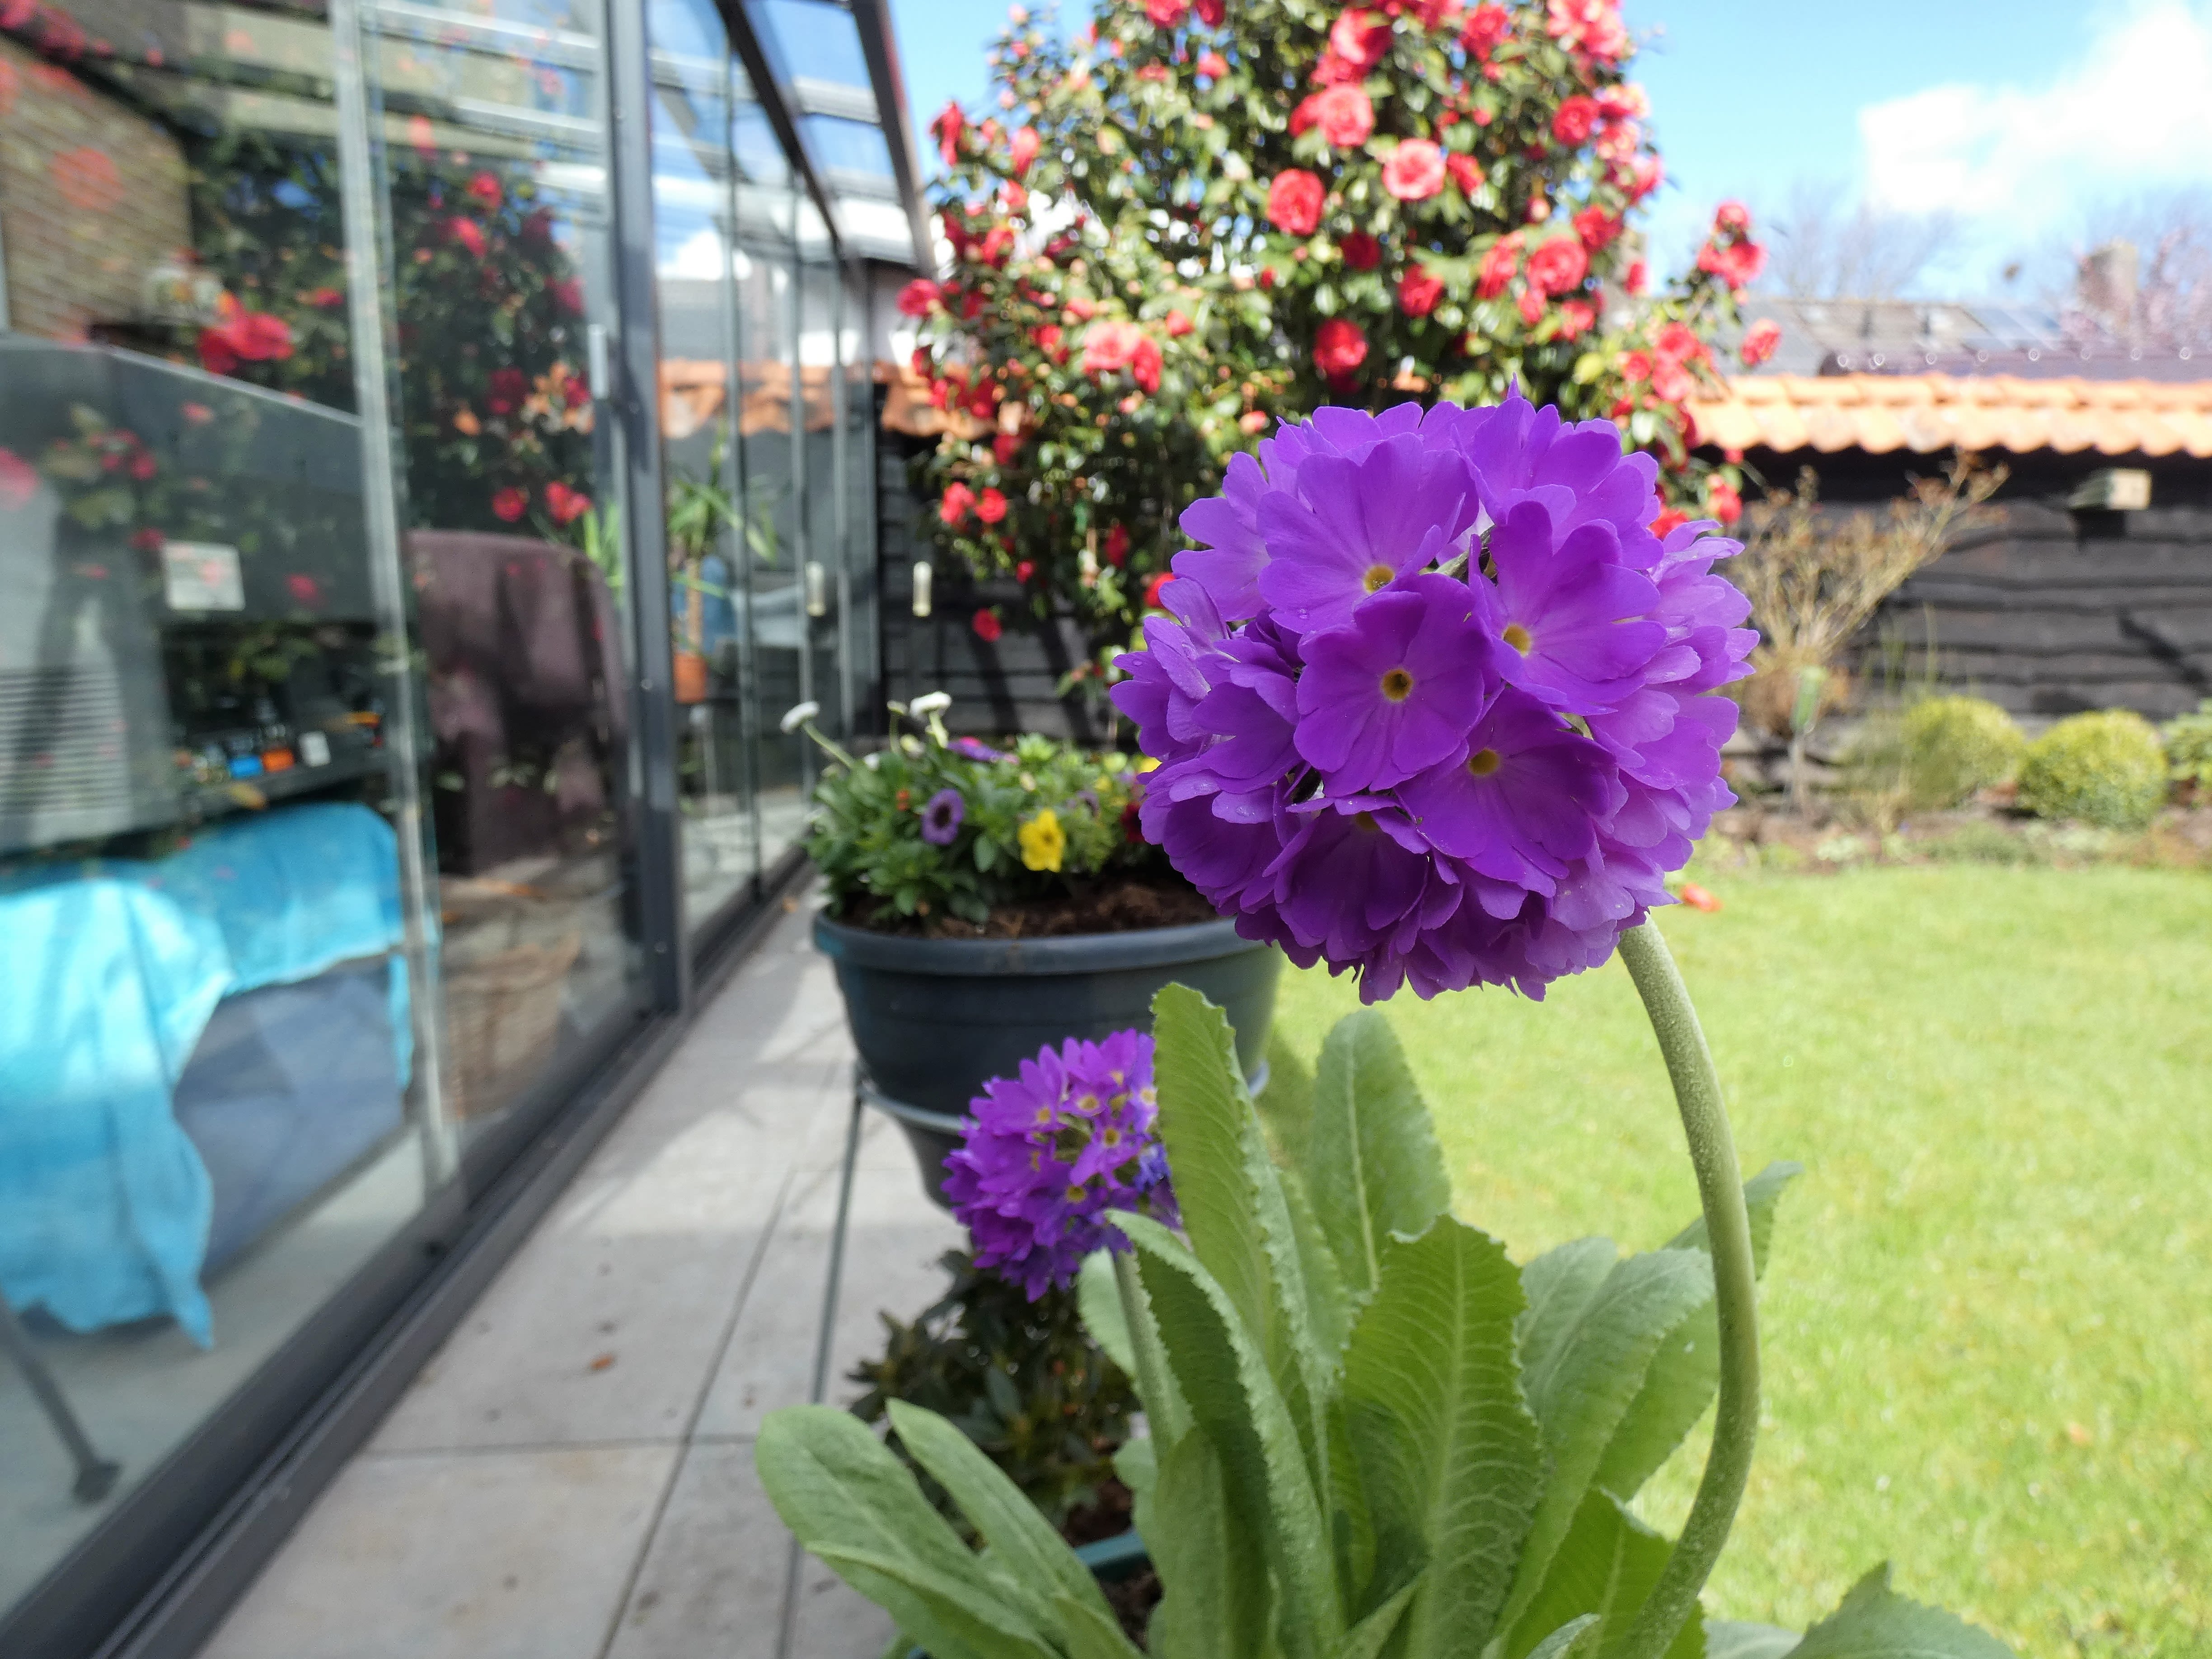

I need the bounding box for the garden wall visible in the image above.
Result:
[1746,446,2212,722]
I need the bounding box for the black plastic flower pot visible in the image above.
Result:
[814,913,1281,1208]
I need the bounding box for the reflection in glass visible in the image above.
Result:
[364,0,643,1128]
[0,0,433,1617]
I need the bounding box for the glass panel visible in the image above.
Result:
[842,262,880,736]
[734,103,808,868]
[799,229,844,737]
[650,0,757,936]
[0,0,439,1614]
[363,0,644,1133]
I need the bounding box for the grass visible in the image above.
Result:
[1260,864,2212,1659]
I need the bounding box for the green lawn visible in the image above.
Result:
[1260,865,2211,1659]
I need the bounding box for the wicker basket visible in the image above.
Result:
[441,930,581,1119]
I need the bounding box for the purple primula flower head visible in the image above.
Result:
[919,787,965,845]
[950,736,1008,763]
[941,1031,1180,1301]
[1110,393,1755,1003]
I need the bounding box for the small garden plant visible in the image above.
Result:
[788,697,1173,931]
[1900,695,2024,810]
[2016,708,2168,830]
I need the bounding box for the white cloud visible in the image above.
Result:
[1859,2,2212,230]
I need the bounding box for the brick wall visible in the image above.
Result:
[0,37,188,342]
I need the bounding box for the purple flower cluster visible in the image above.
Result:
[1112,391,1755,1002]
[942,1031,1178,1301]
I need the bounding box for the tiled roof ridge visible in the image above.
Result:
[1689,371,2212,459]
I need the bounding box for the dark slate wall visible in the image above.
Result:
[874,422,1115,742]
[1731,445,2212,720]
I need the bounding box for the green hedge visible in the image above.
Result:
[2017,710,2168,828]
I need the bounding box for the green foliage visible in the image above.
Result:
[848,1251,1137,1533]
[2160,698,2212,793]
[804,720,1167,927]
[2016,709,2168,829]
[758,989,2016,1659]
[1899,697,2024,810]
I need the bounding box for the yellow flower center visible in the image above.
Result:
[1065,1184,1087,1203]
[1354,811,1378,832]
[1503,622,1533,654]
[1467,747,1502,777]
[1363,562,1394,593]
[1380,667,1415,702]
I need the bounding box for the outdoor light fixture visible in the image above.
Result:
[911,559,932,617]
[2069,468,2152,511]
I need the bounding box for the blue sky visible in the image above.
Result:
[882,0,2212,295]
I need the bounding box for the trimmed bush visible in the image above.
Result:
[2162,699,2212,794]
[2017,710,2168,828]
[1902,695,2025,808]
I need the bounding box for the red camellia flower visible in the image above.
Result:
[483,366,527,415]
[1696,237,1766,292]
[994,431,1024,466]
[1340,230,1382,270]
[549,276,586,315]
[1265,169,1324,235]
[1517,287,1546,325]
[1313,84,1374,147]
[896,279,940,317]
[1551,95,1599,146]
[1740,317,1783,366]
[1650,357,1694,403]
[1713,200,1752,234]
[1330,7,1392,70]
[1625,258,1648,295]
[1706,477,1743,525]
[930,100,965,167]
[1547,0,1629,61]
[1398,264,1445,316]
[1015,560,1036,583]
[1554,299,1596,340]
[1527,236,1589,295]
[1651,506,1689,537]
[0,447,38,511]
[1654,319,1707,363]
[1145,0,1189,23]
[1380,139,1446,202]
[449,216,487,258]
[1461,2,1510,57]
[1312,316,1368,378]
[1104,524,1130,566]
[1143,571,1176,609]
[1082,320,1142,375]
[466,171,503,211]
[197,295,294,376]
[1197,50,1229,77]
[545,481,592,526]
[1195,0,1225,21]
[1476,233,1522,298]
[302,286,343,309]
[492,486,528,523]
[1033,322,1065,360]
[976,487,1008,525]
[972,607,1003,642]
[1130,335,1163,394]
[1010,126,1041,174]
[1445,152,1481,199]
[1571,206,1620,251]
[940,482,975,526]
[1164,309,1194,337]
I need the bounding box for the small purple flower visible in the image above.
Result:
[919,787,965,845]
[1111,386,1755,1003]
[941,1032,1179,1300]
[950,736,1007,763]
[1293,574,1494,794]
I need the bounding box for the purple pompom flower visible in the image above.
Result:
[1113,388,1755,1003]
[919,787,965,845]
[950,736,1008,763]
[941,1031,1180,1300]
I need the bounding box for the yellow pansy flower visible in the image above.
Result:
[1018,808,1065,872]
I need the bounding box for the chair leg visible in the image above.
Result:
[0,1294,122,1503]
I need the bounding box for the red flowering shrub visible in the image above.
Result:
[909,0,1763,630]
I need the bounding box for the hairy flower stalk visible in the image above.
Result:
[1617,919,1760,1659]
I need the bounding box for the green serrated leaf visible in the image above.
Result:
[755,1407,1049,1659]
[1078,1249,1137,1375]
[1308,1008,1451,1302]
[1117,1210,1345,1659]
[1279,1165,1353,1367]
[1502,1490,1703,1659]
[1702,1623,1799,1659]
[1525,1616,1602,1659]
[1341,1218,1542,1658]
[1144,1424,1269,1659]
[886,1401,1116,1627]
[1783,1565,2017,1659]
[1596,1164,1802,1502]
[1337,1570,1428,1659]
[1500,1250,1715,1639]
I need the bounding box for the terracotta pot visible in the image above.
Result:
[672,649,708,704]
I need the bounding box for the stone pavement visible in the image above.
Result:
[199,893,965,1659]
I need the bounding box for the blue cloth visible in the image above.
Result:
[0,803,409,1345]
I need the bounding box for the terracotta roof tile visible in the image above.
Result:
[1687,372,2212,459]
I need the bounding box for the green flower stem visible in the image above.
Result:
[1614,919,1761,1659]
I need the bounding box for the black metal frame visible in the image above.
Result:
[0,0,895,1645]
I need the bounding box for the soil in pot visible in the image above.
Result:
[837,872,1220,940]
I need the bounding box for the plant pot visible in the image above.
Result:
[673,649,709,704]
[814,913,1281,1207]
